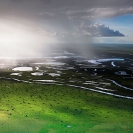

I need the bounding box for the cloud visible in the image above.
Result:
[38,12,54,16]
[0,0,132,44]
[76,23,125,37]
[92,7,133,18]
[1,0,133,18]
[67,7,133,21]
[38,12,55,20]
[37,27,67,37]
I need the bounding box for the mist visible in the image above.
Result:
[0,18,59,59]
[0,0,96,61]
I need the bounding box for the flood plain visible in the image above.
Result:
[0,44,133,132]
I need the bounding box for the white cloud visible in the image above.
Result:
[37,28,65,37]
[76,23,125,37]
[92,7,133,18]
[67,7,133,20]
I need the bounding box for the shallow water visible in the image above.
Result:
[1,50,133,99]
[34,80,57,82]
[10,73,21,76]
[48,73,61,77]
[115,71,129,75]
[12,67,33,71]
[31,72,43,76]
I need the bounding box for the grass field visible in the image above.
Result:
[0,80,133,133]
[0,44,133,132]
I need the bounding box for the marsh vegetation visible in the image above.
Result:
[0,44,133,132]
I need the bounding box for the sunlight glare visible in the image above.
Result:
[0,19,57,58]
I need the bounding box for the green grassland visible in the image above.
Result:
[0,80,133,133]
[93,43,133,54]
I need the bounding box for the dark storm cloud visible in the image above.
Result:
[67,7,133,20]
[76,23,125,37]
[1,0,133,17]
[0,0,131,40]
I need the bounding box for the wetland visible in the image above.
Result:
[0,44,133,132]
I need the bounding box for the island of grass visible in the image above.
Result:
[0,80,133,133]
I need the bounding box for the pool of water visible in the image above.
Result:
[12,67,33,71]
[1,50,133,99]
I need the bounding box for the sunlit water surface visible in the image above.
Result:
[0,50,133,99]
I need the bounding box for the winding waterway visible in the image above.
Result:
[1,50,133,99]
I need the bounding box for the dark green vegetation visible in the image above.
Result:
[0,44,133,132]
[0,80,133,133]
[93,43,133,54]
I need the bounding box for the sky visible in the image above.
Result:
[0,0,133,57]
